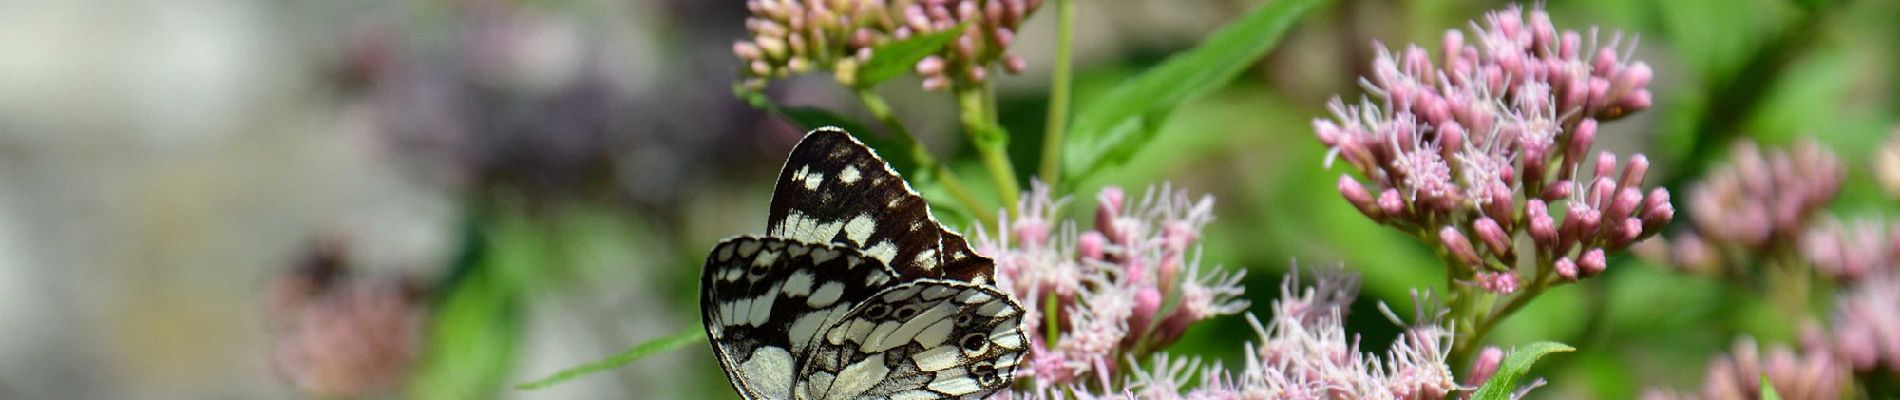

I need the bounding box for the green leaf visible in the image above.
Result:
[407,266,522,400]
[1061,0,1325,183]
[1471,341,1575,400]
[1760,374,1783,400]
[856,25,966,88]
[514,329,706,390]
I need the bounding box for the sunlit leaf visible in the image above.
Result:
[1061,0,1325,183]
[1471,341,1575,400]
[857,25,966,88]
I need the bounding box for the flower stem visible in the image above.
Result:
[1038,0,1077,187]
[958,82,1021,217]
[856,89,995,223]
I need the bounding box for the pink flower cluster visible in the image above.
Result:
[734,0,1040,91]
[267,241,424,398]
[1315,5,1669,290]
[980,182,1246,388]
[1645,140,1846,276]
[1641,336,1850,400]
[990,271,1476,400]
[976,183,1245,390]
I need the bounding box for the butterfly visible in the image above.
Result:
[701,127,1027,400]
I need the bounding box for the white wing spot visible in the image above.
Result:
[803,171,826,191]
[739,347,794,399]
[782,271,814,297]
[864,241,897,263]
[911,344,961,372]
[914,248,939,271]
[840,165,862,184]
[843,215,876,245]
[820,352,890,400]
[808,281,844,308]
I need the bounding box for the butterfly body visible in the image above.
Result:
[702,128,1026,400]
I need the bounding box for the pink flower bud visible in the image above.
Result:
[1485,270,1519,294]
[1543,180,1573,201]
[1441,226,1483,269]
[1580,248,1607,277]
[1529,199,1559,249]
[1077,231,1107,261]
[1339,175,1382,220]
[1568,118,1597,164]
[1555,256,1579,281]
[1379,189,1406,218]
[1474,218,1512,258]
[1642,188,1674,234]
[916,55,945,75]
[1467,346,1506,386]
[1003,54,1027,74]
[1620,154,1650,189]
[1595,152,1618,181]
[1606,187,1644,223]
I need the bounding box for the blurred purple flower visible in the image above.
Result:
[268,240,425,398]
[1314,4,1668,290]
[734,0,1042,91]
[1641,336,1850,400]
[1815,271,1900,377]
[1645,139,1846,277]
[338,2,651,208]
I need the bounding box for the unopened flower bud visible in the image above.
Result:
[1642,188,1673,234]
[1620,154,1650,189]
[1077,231,1107,261]
[1340,175,1382,220]
[1580,248,1607,277]
[1529,199,1559,250]
[1555,256,1580,281]
[1467,346,1506,386]
[1379,189,1406,218]
[1474,218,1512,258]
[1441,226,1483,269]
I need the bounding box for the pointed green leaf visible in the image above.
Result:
[1061,0,1325,182]
[1760,374,1783,400]
[407,267,521,400]
[514,329,706,390]
[1471,341,1575,400]
[856,25,967,88]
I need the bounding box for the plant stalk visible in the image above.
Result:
[856,89,996,223]
[1039,0,1077,187]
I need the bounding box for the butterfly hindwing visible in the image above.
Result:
[795,280,1027,400]
[766,127,995,282]
[701,237,899,400]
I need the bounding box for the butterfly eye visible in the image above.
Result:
[892,304,920,320]
[959,333,989,353]
[862,303,891,319]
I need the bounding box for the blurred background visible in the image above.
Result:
[0,0,1894,398]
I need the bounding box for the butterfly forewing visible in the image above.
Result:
[702,237,899,400]
[708,127,1026,400]
[795,280,1027,400]
[766,127,995,282]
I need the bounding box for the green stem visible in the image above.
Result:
[856,89,995,223]
[957,82,1021,218]
[1038,0,1077,187]
[1044,292,1061,349]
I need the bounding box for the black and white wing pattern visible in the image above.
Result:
[701,237,898,400]
[766,127,995,283]
[703,127,1027,400]
[797,281,1026,400]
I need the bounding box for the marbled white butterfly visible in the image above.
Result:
[701,127,1027,399]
